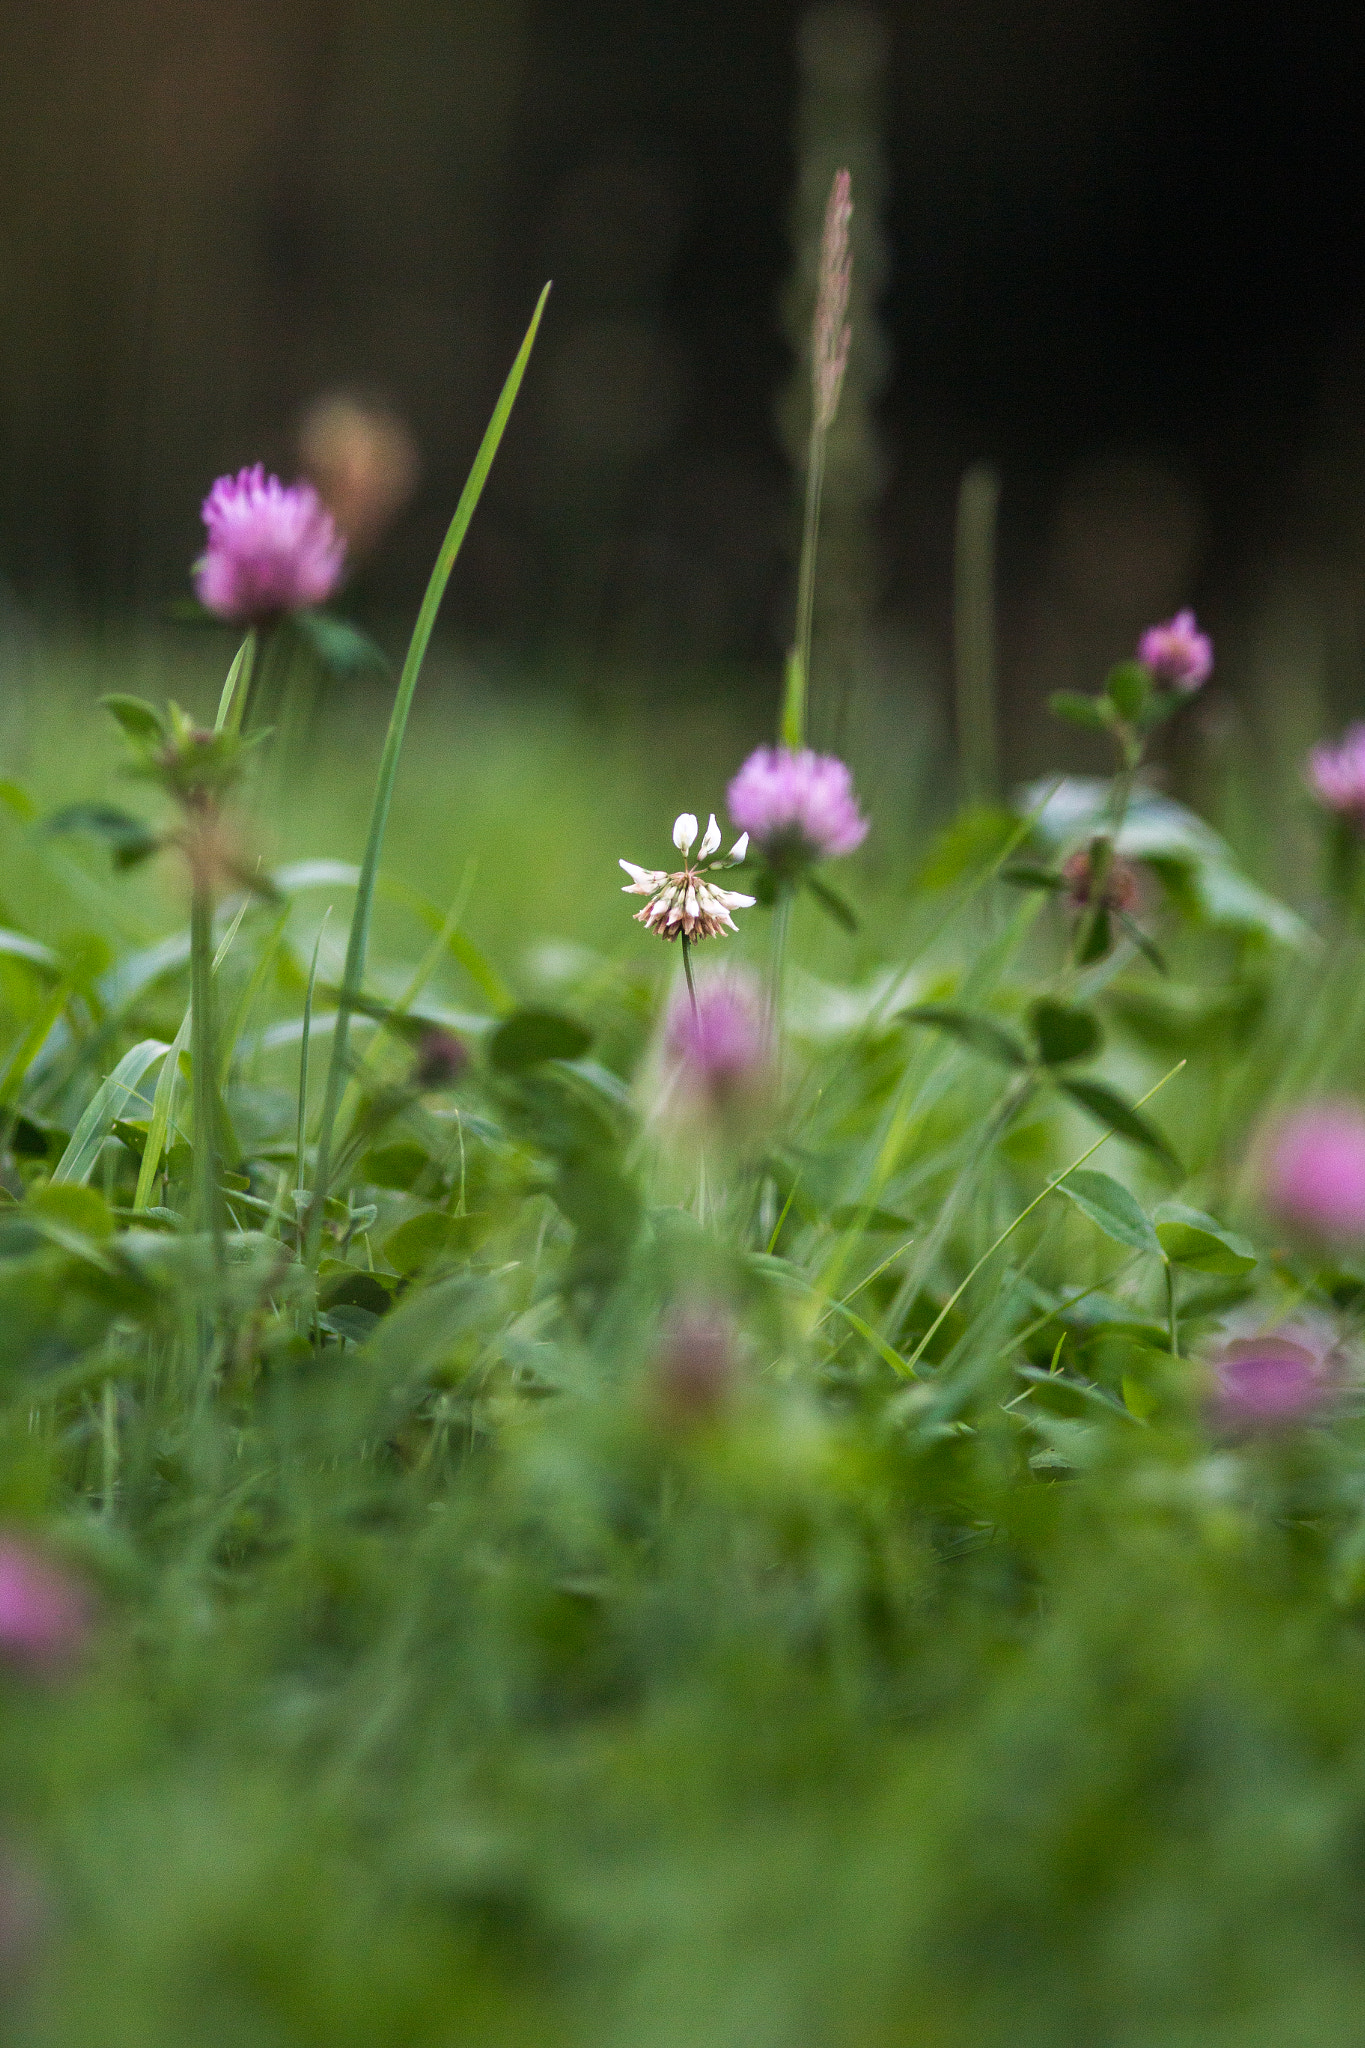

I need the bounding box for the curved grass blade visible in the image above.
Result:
[53,1039,170,1186]
[306,282,551,1265]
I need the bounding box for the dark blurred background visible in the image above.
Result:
[3,0,1365,762]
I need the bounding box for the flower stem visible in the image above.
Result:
[189,882,223,1274]
[768,886,793,1025]
[782,430,827,750]
[681,933,699,1023]
[305,284,550,1270]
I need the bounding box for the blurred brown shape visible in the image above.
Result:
[298,392,419,560]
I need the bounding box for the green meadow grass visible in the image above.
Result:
[3,594,1365,2048]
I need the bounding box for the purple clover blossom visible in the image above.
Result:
[1208,1320,1339,1431]
[664,969,771,1115]
[194,465,346,625]
[726,747,868,872]
[1136,608,1213,693]
[1309,724,1365,825]
[1259,1100,1365,1240]
[0,1538,90,1676]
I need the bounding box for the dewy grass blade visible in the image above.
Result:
[305,283,551,1266]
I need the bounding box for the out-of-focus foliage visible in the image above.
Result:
[3,615,1365,2046]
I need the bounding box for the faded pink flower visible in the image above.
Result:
[1260,1100,1365,1240]
[1207,1319,1339,1430]
[664,968,771,1117]
[727,747,868,871]
[1136,609,1213,693]
[1308,724,1365,824]
[650,1306,738,1424]
[194,465,346,624]
[813,168,853,432]
[0,1538,90,1675]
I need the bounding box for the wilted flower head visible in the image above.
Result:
[412,1026,468,1091]
[1207,1318,1340,1431]
[1258,1099,1365,1240]
[298,392,419,557]
[1308,724,1365,825]
[650,1305,738,1424]
[726,747,867,874]
[1136,609,1213,693]
[0,1537,90,1675]
[194,465,346,625]
[620,813,754,942]
[664,968,771,1117]
[812,168,853,433]
[1062,845,1140,914]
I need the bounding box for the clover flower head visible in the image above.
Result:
[194,464,346,625]
[0,1537,90,1675]
[664,967,771,1114]
[1308,724,1365,823]
[620,812,754,942]
[1136,608,1213,693]
[726,747,868,871]
[1207,1318,1339,1430]
[1259,1099,1365,1240]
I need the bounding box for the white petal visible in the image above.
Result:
[712,887,756,911]
[727,832,749,864]
[672,812,698,854]
[697,813,721,859]
[620,860,665,891]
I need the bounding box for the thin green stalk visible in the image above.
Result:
[1166,1259,1179,1359]
[782,433,827,749]
[953,463,1001,805]
[305,283,550,1268]
[296,914,329,1211]
[768,887,794,1024]
[100,1376,119,1518]
[189,885,223,1270]
[681,933,699,1022]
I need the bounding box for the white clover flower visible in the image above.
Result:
[620,812,754,942]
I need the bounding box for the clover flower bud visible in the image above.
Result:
[0,1537,90,1676]
[1258,1100,1365,1240]
[1308,724,1365,826]
[726,747,868,876]
[664,968,771,1119]
[194,465,346,625]
[650,1306,738,1424]
[1136,609,1213,693]
[1207,1319,1339,1431]
[413,1027,468,1090]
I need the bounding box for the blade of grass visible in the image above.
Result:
[901,1060,1185,1376]
[305,283,551,1267]
[52,1039,170,1186]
